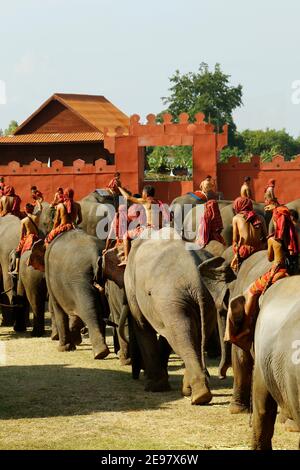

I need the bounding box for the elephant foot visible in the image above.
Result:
[31,328,45,337]
[58,343,76,352]
[51,332,59,341]
[93,344,110,360]
[13,324,26,333]
[70,330,82,346]
[191,383,212,405]
[145,376,171,392]
[229,402,250,414]
[284,419,300,432]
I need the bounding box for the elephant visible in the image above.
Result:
[251,276,300,450]
[0,214,47,335]
[105,279,131,365]
[120,231,235,404]
[79,191,118,237]
[0,215,24,329]
[45,229,110,358]
[226,250,272,413]
[10,250,47,337]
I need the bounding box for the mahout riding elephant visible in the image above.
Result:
[45,229,110,358]
[0,215,25,329]
[251,276,300,449]
[220,202,266,246]
[118,231,235,404]
[268,197,300,234]
[9,250,47,337]
[226,251,271,413]
[0,214,47,334]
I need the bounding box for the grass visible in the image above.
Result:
[0,316,299,450]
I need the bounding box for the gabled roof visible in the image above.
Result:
[14,93,129,135]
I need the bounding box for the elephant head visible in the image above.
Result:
[102,247,125,289]
[199,256,236,311]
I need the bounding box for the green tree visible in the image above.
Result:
[160,62,243,144]
[5,120,18,135]
[220,129,300,162]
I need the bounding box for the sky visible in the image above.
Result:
[1,0,300,136]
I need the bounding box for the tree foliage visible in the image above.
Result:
[160,62,243,141]
[4,120,18,136]
[220,129,300,162]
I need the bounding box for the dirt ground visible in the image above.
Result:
[0,318,299,450]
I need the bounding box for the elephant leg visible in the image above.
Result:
[76,298,109,360]
[251,364,277,450]
[128,314,143,380]
[218,310,232,379]
[28,292,46,337]
[132,317,170,392]
[158,336,172,371]
[69,315,84,345]
[162,310,212,405]
[117,327,131,366]
[230,344,253,413]
[52,300,76,352]
[13,299,28,333]
[49,296,59,340]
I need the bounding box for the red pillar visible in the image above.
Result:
[192,133,217,191]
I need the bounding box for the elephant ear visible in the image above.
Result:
[102,247,125,289]
[199,256,236,311]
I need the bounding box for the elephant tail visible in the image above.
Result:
[118,303,130,344]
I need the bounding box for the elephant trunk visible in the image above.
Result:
[118,304,130,344]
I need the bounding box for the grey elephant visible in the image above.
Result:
[121,232,235,404]
[0,214,47,335]
[105,279,130,365]
[79,191,118,237]
[45,229,109,358]
[251,276,300,450]
[0,215,20,327]
[227,250,271,413]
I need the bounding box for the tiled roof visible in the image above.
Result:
[0,132,104,144]
[14,93,129,135]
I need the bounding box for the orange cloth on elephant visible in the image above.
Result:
[2,185,21,217]
[249,264,288,296]
[233,244,257,259]
[272,206,299,256]
[196,199,225,246]
[45,223,74,246]
[16,233,39,256]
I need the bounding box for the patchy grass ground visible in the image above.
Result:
[0,317,299,450]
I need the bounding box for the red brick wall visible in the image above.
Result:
[218,155,300,203]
